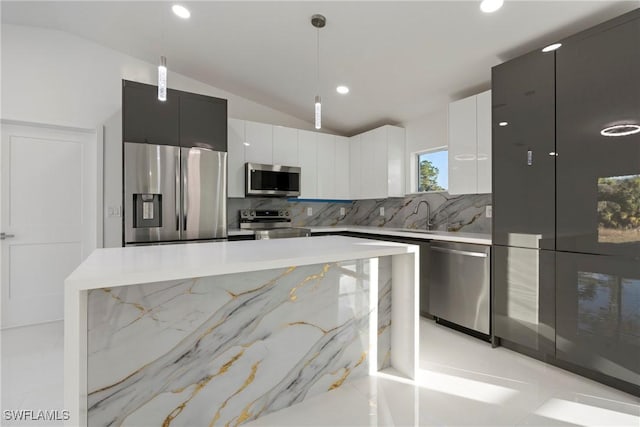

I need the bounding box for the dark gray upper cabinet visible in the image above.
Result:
[123,80,179,146]
[122,80,228,151]
[179,93,227,151]
[556,13,640,257]
[491,51,556,250]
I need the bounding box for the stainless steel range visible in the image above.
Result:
[239,209,310,240]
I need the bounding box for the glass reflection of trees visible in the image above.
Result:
[578,271,640,346]
[597,175,640,243]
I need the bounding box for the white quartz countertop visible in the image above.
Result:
[229,226,491,245]
[65,236,418,291]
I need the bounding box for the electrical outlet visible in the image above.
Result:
[486,205,492,218]
[379,207,385,216]
[340,207,345,216]
[307,207,313,216]
[107,206,122,217]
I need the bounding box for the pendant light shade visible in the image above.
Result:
[158,56,167,101]
[311,14,326,129]
[315,95,322,129]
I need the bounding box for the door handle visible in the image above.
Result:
[0,232,15,240]
[527,149,533,166]
[431,246,488,258]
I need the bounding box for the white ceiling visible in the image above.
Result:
[2,1,638,135]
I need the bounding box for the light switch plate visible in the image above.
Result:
[379,207,385,216]
[486,205,492,218]
[340,207,345,216]
[307,207,313,216]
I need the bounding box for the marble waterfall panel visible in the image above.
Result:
[87,258,392,426]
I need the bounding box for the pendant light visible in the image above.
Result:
[311,14,326,129]
[158,56,167,101]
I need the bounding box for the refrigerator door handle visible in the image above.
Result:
[182,149,189,233]
[175,151,181,232]
[527,149,533,166]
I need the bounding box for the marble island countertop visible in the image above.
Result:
[65,235,418,291]
[229,226,491,245]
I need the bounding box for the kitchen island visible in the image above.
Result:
[64,236,418,426]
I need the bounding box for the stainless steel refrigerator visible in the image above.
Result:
[124,142,227,245]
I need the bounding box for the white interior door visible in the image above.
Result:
[1,123,96,328]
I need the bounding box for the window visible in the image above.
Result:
[417,149,448,192]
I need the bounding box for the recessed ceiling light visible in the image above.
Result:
[172,4,191,19]
[336,85,350,95]
[480,0,504,13]
[499,121,508,127]
[542,43,562,53]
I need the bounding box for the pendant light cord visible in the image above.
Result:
[316,26,320,94]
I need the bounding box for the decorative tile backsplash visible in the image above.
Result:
[228,192,492,234]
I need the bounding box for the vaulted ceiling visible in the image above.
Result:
[2,1,637,135]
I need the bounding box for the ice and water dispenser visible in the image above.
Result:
[133,193,162,228]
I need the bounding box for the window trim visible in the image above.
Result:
[413,146,448,194]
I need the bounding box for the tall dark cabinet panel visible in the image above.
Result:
[179,94,228,151]
[556,14,640,257]
[556,252,640,387]
[492,49,557,357]
[555,12,640,390]
[123,80,179,146]
[492,51,556,250]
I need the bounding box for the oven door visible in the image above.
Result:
[245,163,300,197]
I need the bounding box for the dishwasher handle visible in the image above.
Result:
[431,246,488,258]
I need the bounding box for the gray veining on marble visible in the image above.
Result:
[228,192,491,234]
[87,258,392,426]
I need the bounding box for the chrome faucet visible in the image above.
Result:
[413,199,433,230]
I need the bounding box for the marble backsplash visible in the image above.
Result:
[228,192,492,234]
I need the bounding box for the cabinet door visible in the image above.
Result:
[298,130,318,198]
[476,90,492,194]
[370,127,388,199]
[227,119,245,198]
[316,134,336,199]
[386,126,405,197]
[349,136,362,199]
[334,136,350,199]
[272,126,298,166]
[122,80,179,146]
[556,16,640,257]
[448,96,478,195]
[493,246,555,356]
[359,130,375,199]
[556,251,640,387]
[179,93,227,151]
[492,50,556,250]
[244,121,273,164]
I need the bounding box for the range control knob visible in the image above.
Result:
[278,210,284,217]
[285,211,290,216]
[241,210,249,217]
[250,210,256,217]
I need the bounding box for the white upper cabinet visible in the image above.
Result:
[272,126,298,166]
[244,121,273,164]
[351,125,405,199]
[227,118,246,198]
[334,136,350,200]
[476,90,492,194]
[316,133,336,199]
[297,130,318,199]
[448,90,492,195]
[349,135,362,199]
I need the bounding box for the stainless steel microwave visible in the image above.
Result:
[245,163,301,197]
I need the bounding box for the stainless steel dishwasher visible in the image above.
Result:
[428,242,491,335]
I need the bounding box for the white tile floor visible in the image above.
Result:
[1,319,638,426]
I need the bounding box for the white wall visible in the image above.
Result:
[1,24,317,130]
[1,24,320,247]
[400,107,448,194]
